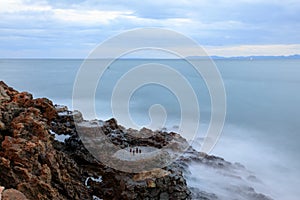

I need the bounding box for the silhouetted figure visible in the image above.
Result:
[139,149,142,154]
[136,147,138,153]
[130,148,132,153]
[133,150,135,155]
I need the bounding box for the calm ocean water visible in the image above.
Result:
[1,58,300,199]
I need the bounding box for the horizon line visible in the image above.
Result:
[0,54,300,60]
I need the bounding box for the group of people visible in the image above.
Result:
[129,147,142,155]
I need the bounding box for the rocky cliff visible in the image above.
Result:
[0,81,91,199]
[0,81,273,200]
[0,81,191,200]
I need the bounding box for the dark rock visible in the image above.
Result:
[159,192,169,200]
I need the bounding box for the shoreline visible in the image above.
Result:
[0,81,273,200]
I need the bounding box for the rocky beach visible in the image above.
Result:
[0,81,273,200]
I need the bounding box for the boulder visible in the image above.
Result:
[2,189,28,200]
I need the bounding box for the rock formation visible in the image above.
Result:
[0,81,273,200]
[0,81,90,199]
[0,81,191,199]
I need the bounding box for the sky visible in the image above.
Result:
[0,0,300,58]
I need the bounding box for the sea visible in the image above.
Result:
[1,58,299,199]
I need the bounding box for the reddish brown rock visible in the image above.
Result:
[0,82,90,200]
[106,118,118,130]
[0,81,16,103]
[0,81,215,200]
[12,92,33,107]
[32,98,57,123]
[0,186,4,200]
[2,189,28,200]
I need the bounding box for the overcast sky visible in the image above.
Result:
[0,0,300,58]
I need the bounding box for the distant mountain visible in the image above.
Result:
[187,54,300,60]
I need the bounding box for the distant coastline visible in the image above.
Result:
[1,54,300,60]
[187,54,300,60]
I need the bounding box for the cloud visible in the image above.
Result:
[0,0,51,13]
[0,0,133,26]
[205,44,300,56]
[0,0,299,57]
[52,9,133,25]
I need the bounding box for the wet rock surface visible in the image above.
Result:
[51,111,192,199]
[0,81,273,200]
[177,148,273,200]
